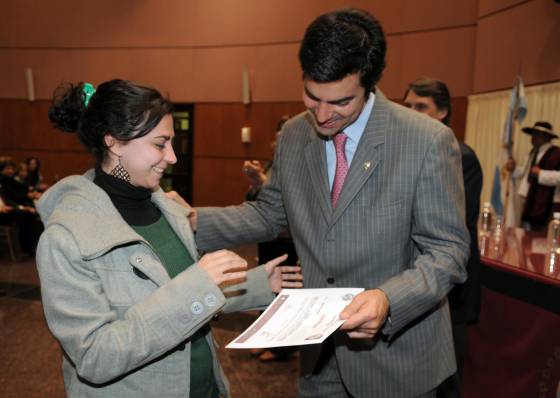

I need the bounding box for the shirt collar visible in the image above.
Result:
[538,142,552,155]
[340,92,375,144]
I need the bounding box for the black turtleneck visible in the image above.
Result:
[94,167,161,226]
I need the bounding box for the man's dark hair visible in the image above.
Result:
[406,77,452,126]
[298,8,386,94]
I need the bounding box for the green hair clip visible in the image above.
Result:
[82,82,96,107]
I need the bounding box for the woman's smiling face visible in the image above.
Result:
[111,114,177,189]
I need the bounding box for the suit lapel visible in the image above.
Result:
[330,90,390,225]
[303,114,332,223]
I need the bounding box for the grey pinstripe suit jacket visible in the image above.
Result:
[196,91,469,397]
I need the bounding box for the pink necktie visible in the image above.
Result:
[331,132,348,208]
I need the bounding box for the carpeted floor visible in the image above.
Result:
[0,245,299,398]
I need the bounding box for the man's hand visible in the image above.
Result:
[165,190,198,231]
[339,289,390,339]
[530,165,541,178]
[242,160,267,187]
[264,254,303,293]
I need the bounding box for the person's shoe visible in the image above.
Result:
[258,350,278,362]
[250,348,265,357]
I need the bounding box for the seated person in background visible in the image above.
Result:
[505,121,560,232]
[0,159,38,207]
[38,78,302,398]
[25,156,49,192]
[15,162,42,200]
[15,162,29,184]
[0,184,42,255]
[243,115,300,362]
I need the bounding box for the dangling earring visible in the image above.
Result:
[110,156,131,182]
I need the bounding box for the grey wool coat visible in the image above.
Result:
[36,171,275,398]
[195,91,470,398]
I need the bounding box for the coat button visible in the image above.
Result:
[135,257,142,263]
[204,294,217,307]
[190,301,204,315]
[327,277,335,284]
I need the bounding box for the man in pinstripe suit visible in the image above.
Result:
[194,9,469,398]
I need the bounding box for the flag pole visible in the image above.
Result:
[492,74,527,229]
[502,75,520,227]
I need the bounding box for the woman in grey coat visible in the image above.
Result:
[36,79,301,398]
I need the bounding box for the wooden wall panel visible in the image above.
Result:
[193,102,305,206]
[0,99,90,184]
[450,97,468,141]
[399,27,476,97]
[193,158,250,207]
[477,0,527,17]
[0,0,481,102]
[399,0,477,32]
[3,0,559,102]
[1,97,466,206]
[0,0,478,48]
[194,102,305,160]
[0,100,83,151]
[473,0,560,93]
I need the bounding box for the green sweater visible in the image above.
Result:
[132,216,219,398]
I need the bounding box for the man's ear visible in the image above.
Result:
[436,107,448,123]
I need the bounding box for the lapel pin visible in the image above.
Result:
[363,161,371,170]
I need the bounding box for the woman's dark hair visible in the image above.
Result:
[48,79,173,163]
[298,8,386,95]
[406,77,452,126]
[25,157,40,186]
[0,159,16,173]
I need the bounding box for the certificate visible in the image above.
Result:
[226,288,364,349]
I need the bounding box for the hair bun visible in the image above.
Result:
[48,83,87,133]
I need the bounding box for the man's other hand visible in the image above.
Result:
[339,289,390,339]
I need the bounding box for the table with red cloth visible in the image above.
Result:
[462,227,560,398]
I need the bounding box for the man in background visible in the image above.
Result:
[404,77,483,398]
[505,121,560,231]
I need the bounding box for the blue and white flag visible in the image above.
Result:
[490,76,527,226]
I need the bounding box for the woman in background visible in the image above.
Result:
[37,79,301,398]
[25,156,49,191]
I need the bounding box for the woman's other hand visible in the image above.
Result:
[198,250,247,287]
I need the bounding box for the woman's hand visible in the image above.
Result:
[198,250,247,287]
[265,254,304,293]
